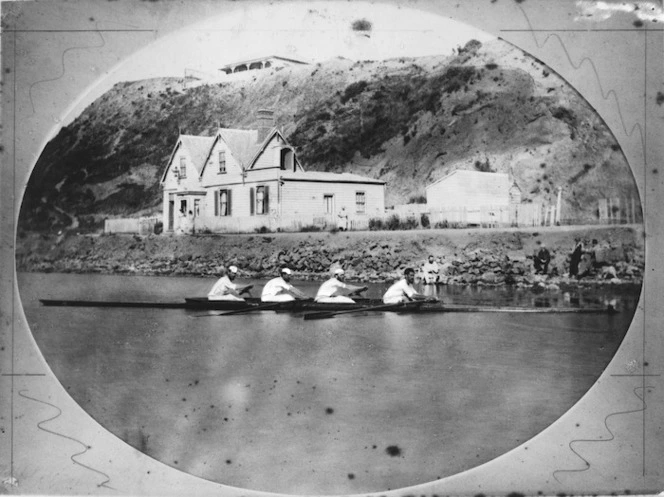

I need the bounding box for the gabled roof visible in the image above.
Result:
[280,171,384,185]
[427,169,509,191]
[161,135,215,183]
[218,128,259,168]
[245,128,302,171]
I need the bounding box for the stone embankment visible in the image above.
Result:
[15,225,644,288]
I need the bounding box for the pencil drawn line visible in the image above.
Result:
[552,386,652,483]
[17,390,116,490]
[508,5,646,157]
[28,28,107,114]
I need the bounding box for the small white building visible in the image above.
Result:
[160,111,385,233]
[220,55,309,75]
[426,170,517,226]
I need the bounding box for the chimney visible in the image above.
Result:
[256,109,274,143]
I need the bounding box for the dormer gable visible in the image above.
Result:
[161,134,215,184]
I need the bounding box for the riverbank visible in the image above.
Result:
[15,224,644,289]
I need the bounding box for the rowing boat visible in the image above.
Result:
[39,297,618,314]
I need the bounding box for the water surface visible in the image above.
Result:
[17,272,638,494]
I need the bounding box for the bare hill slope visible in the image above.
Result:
[19,39,639,233]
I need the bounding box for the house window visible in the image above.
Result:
[356,191,366,213]
[215,189,232,216]
[194,199,200,217]
[219,151,226,173]
[179,157,187,178]
[180,199,187,214]
[250,185,269,215]
[324,194,334,214]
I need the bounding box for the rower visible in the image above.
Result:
[208,266,253,301]
[383,268,436,304]
[261,268,310,302]
[315,268,368,303]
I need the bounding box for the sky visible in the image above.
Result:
[58,1,495,127]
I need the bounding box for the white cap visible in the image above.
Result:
[281,268,292,275]
[228,265,238,274]
[334,268,344,275]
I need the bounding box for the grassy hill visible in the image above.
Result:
[18,39,640,233]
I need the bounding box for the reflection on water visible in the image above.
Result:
[17,272,639,495]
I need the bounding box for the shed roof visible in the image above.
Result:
[427,169,509,192]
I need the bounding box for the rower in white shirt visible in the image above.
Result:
[208,266,253,301]
[315,268,368,303]
[261,268,310,302]
[383,268,435,304]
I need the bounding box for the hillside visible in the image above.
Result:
[18,39,640,233]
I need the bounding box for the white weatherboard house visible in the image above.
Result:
[160,111,385,233]
[426,170,518,226]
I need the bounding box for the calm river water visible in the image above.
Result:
[17,272,639,495]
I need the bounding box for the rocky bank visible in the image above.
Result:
[16,225,644,290]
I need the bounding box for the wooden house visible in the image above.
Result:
[160,111,385,233]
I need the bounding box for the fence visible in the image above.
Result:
[424,203,548,228]
[597,197,642,224]
[104,216,160,235]
[182,212,373,234]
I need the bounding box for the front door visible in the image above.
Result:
[168,199,174,231]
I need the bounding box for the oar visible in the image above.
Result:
[216,301,289,316]
[303,301,419,321]
[190,301,286,317]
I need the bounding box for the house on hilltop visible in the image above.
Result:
[161,110,385,233]
[220,55,310,75]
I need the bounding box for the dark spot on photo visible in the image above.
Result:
[633,20,644,27]
[351,18,372,32]
[325,407,334,414]
[226,459,232,464]
[182,398,186,402]
[656,92,664,106]
[348,473,355,479]
[385,445,401,456]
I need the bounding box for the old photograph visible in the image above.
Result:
[1,0,661,495]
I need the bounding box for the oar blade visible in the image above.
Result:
[303,311,336,321]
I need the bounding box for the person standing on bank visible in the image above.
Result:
[383,268,435,304]
[569,238,585,278]
[208,266,253,301]
[261,268,310,302]
[315,268,368,303]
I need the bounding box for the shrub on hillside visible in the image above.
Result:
[420,213,430,228]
